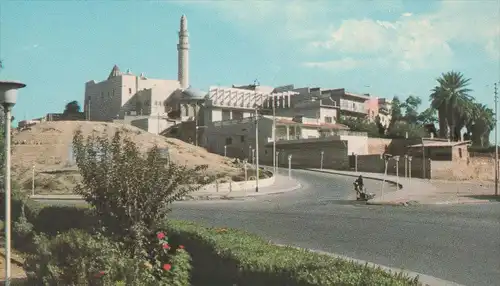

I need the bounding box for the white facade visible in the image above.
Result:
[83,15,193,136]
[204,86,271,123]
[178,15,189,89]
[84,67,181,122]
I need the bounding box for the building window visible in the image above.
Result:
[458,148,462,158]
[112,89,115,97]
[225,137,232,145]
[325,116,333,123]
[129,88,132,94]
[240,135,245,143]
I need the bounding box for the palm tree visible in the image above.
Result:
[430,71,474,141]
[469,103,494,146]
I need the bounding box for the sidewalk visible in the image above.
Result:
[30,174,302,202]
[306,168,497,206]
[184,174,302,200]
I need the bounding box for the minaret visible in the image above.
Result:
[178,14,189,89]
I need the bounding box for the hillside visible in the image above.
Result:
[12,121,241,194]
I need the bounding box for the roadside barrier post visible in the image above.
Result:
[244,161,248,181]
[354,154,358,173]
[404,154,408,178]
[320,150,324,170]
[275,151,279,174]
[408,156,412,184]
[288,154,292,178]
[394,156,400,190]
[381,156,389,200]
[224,145,227,157]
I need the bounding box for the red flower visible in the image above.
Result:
[94,270,106,278]
[157,232,166,240]
[179,245,185,249]
[162,243,170,249]
[163,264,172,271]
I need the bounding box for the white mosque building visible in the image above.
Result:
[82,14,368,159]
[83,15,205,134]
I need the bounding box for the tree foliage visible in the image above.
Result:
[337,116,383,137]
[72,129,212,255]
[430,71,493,145]
[63,100,81,114]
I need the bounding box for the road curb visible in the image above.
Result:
[182,181,303,201]
[31,180,303,202]
[273,243,465,286]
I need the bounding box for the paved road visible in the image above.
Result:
[171,169,500,286]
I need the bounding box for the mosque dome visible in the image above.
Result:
[180,88,207,101]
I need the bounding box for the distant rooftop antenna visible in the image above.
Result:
[253,79,260,86]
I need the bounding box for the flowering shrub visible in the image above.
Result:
[72,129,213,256]
[23,229,191,285]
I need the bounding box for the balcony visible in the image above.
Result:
[268,130,367,143]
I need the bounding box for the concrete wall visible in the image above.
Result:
[342,135,368,155]
[430,157,494,181]
[125,116,177,135]
[272,140,349,170]
[353,154,430,178]
[205,117,272,161]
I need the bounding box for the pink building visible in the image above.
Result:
[365,97,379,121]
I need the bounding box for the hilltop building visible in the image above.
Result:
[83,15,197,135]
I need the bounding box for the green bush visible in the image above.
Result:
[24,229,191,286]
[164,220,421,286]
[72,129,212,254]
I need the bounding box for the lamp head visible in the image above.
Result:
[0,80,26,108]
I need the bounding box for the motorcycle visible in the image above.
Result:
[354,183,375,201]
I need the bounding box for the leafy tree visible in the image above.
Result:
[62,100,82,120]
[468,103,494,146]
[401,95,422,124]
[72,129,212,257]
[386,121,427,138]
[337,116,382,137]
[417,107,438,124]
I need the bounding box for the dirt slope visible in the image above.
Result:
[12,121,240,194]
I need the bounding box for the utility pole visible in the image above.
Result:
[255,106,260,193]
[495,82,498,196]
[272,95,276,175]
[195,104,198,146]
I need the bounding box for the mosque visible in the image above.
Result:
[83,14,380,162]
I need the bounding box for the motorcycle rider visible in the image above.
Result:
[353,175,364,199]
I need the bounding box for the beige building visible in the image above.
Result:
[83,15,194,135]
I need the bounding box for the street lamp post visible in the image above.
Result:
[0,80,26,286]
[288,154,292,178]
[272,95,276,175]
[495,82,498,196]
[255,106,260,193]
